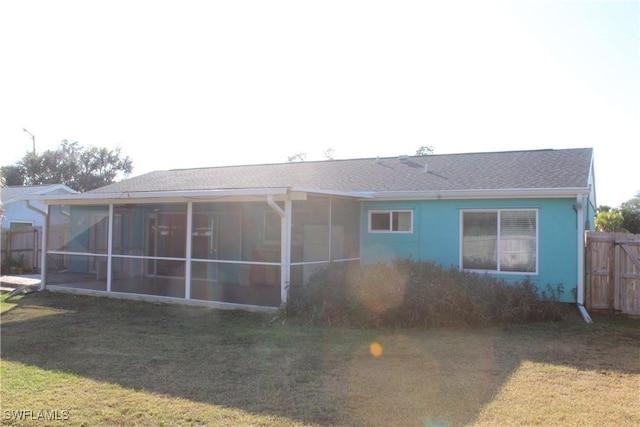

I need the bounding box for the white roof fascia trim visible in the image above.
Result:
[588,151,597,209]
[33,184,78,195]
[290,187,375,199]
[39,188,290,204]
[370,187,592,201]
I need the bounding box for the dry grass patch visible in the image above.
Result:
[1,291,638,426]
[474,360,639,426]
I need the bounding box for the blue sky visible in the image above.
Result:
[1,0,638,207]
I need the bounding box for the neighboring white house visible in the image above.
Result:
[1,184,78,229]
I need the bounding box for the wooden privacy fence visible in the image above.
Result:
[586,232,640,316]
[1,226,42,273]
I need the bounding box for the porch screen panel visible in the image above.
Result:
[295,198,329,263]
[46,205,109,253]
[462,212,497,270]
[331,198,361,260]
[46,205,109,275]
[112,205,142,256]
[500,211,537,272]
[45,204,109,290]
[111,204,187,258]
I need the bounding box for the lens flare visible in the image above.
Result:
[370,342,383,357]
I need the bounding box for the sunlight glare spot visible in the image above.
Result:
[370,342,383,357]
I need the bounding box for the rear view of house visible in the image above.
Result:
[37,148,596,310]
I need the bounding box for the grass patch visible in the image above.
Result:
[1,291,639,426]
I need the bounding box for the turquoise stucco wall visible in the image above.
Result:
[361,198,590,302]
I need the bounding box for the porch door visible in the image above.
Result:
[192,213,219,281]
[147,214,157,276]
[191,212,241,282]
[216,212,242,283]
[146,212,187,277]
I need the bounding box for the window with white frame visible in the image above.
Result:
[461,209,537,273]
[9,221,34,229]
[369,210,413,233]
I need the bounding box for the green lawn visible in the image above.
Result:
[1,292,638,426]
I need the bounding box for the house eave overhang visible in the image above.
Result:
[35,186,591,204]
[37,186,374,205]
[369,187,592,201]
[290,187,374,199]
[38,188,292,205]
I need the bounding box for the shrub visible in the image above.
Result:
[286,259,565,328]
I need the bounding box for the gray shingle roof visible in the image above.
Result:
[89,148,593,195]
[1,184,77,202]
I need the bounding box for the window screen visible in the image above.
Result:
[370,212,391,231]
[462,212,498,270]
[500,210,536,272]
[369,210,412,233]
[462,210,536,273]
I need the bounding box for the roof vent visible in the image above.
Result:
[375,156,380,163]
[424,163,428,173]
[398,154,409,163]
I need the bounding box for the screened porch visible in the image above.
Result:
[43,195,360,308]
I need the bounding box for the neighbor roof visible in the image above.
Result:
[86,148,593,195]
[1,184,78,204]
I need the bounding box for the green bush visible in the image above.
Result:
[286,259,565,328]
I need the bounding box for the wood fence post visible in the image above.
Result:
[6,229,11,262]
[614,242,620,311]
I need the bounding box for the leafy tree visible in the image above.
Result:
[1,165,23,186]
[415,145,434,156]
[2,140,133,192]
[620,192,640,234]
[595,209,625,232]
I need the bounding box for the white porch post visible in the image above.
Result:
[267,195,292,306]
[185,201,193,300]
[39,204,49,291]
[107,203,114,292]
[282,200,292,305]
[328,197,333,263]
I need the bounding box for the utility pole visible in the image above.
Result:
[23,128,36,154]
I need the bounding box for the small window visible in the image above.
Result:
[9,221,34,229]
[369,210,413,233]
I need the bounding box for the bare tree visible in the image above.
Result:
[287,152,307,162]
[323,148,335,160]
